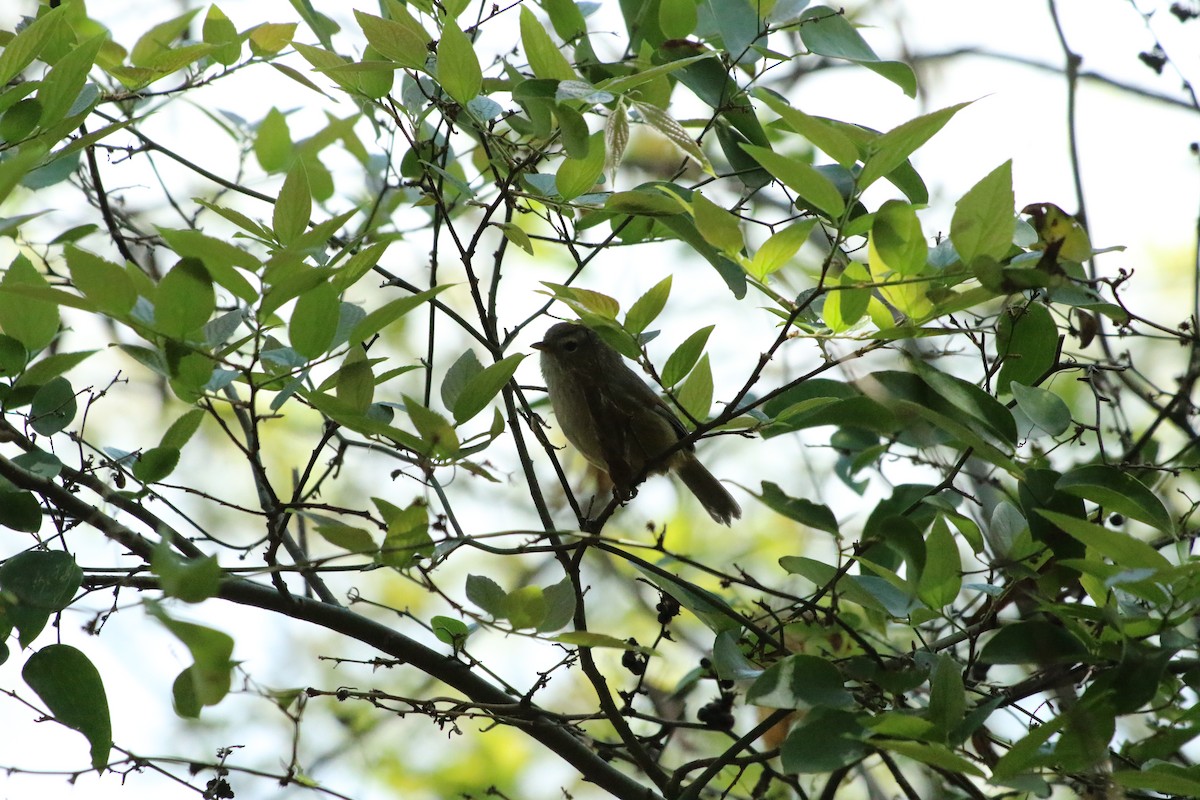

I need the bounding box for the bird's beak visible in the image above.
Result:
[531,341,547,351]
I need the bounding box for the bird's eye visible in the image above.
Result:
[563,340,578,352]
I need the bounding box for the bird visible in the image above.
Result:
[533,322,741,525]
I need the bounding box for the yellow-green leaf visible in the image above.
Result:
[519,6,575,81]
[437,19,481,104]
[741,144,845,218]
[749,219,817,280]
[354,9,429,70]
[273,161,311,246]
[556,130,605,200]
[692,191,743,255]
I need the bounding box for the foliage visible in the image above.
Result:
[0,0,1199,798]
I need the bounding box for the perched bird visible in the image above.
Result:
[533,322,741,525]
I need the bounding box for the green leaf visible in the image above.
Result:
[166,345,215,404]
[754,89,859,167]
[255,107,293,173]
[131,9,201,66]
[895,399,1021,476]
[335,346,375,412]
[1053,700,1115,773]
[1011,381,1071,436]
[781,709,868,774]
[431,615,470,648]
[34,34,104,129]
[822,263,871,332]
[404,394,459,457]
[926,654,965,742]
[762,393,898,439]
[741,144,845,218]
[692,191,743,255]
[466,574,508,617]
[0,5,64,86]
[0,333,26,377]
[995,302,1058,392]
[11,450,62,479]
[249,22,297,56]
[0,550,82,610]
[798,8,917,93]
[0,144,48,209]
[14,350,96,388]
[950,160,1015,265]
[0,255,60,352]
[171,666,203,718]
[1113,765,1200,797]
[711,629,763,681]
[991,711,1065,779]
[662,325,713,387]
[624,275,672,335]
[349,284,452,344]
[437,19,481,104]
[556,103,590,158]
[874,739,984,778]
[23,645,112,770]
[917,517,962,609]
[539,0,587,41]
[155,259,214,339]
[870,200,926,276]
[440,349,483,412]
[604,188,681,216]
[556,130,606,200]
[151,538,221,603]
[65,246,136,315]
[1055,466,1172,534]
[160,408,206,450]
[261,264,333,317]
[202,5,241,66]
[519,6,575,81]
[497,222,534,255]
[378,499,432,568]
[658,0,698,38]
[290,282,341,359]
[1039,509,1172,570]
[859,102,972,190]
[537,578,577,632]
[552,631,651,650]
[132,446,181,483]
[30,376,77,435]
[650,197,748,298]
[675,353,712,421]
[749,219,817,280]
[273,161,311,246]
[757,482,838,534]
[505,585,548,630]
[0,99,41,143]
[355,9,429,70]
[147,601,235,714]
[0,490,42,532]
[312,521,377,553]
[748,654,853,709]
[539,282,621,319]
[331,241,391,293]
[875,369,1017,447]
[978,620,1089,665]
[453,353,525,424]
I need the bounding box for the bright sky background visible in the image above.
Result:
[0,1,1197,799]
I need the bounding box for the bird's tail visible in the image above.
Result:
[675,456,741,526]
